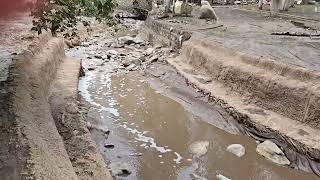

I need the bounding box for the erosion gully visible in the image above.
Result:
[66,19,319,180]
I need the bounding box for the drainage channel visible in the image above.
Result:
[77,64,319,180]
[66,20,320,179]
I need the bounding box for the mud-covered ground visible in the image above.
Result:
[161,7,320,70]
[0,14,33,82]
[67,17,320,179]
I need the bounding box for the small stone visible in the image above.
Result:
[104,144,115,149]
[65,103,78,114]
[126,64,136,71]
[147,55,159,64]
[133,37,145,45]
[119,36,135,45]
[94,55,102,59]
[130,153,143,156]
[106,50,119,55]
[216,174,231,180]
[82,42,90,47]
[226,144,245,158]
[189,141,209,157]
[256,140,290,165]
[145,48,154,56]
[109,162,131,176]
[199,1,218,20]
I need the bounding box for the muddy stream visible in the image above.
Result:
[66,19,320,180]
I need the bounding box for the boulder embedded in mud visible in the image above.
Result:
[226,144,245,158]
[189,141,209,157]
[119,36,135,45]
[256,140,290,165]
[174,0,192,16]
[216,174,231,180]
[126,64,137,71]
[199,1,218,20]
[145,48,155,56]
[109,162,131,176]
[147,55,159,64]
[106,50,119,55]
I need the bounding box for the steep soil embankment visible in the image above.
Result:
[0,31,112,179]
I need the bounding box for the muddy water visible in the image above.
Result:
[79,66,319,180]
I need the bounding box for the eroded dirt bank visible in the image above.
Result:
[68,15,320,179]
[0,14,112,179]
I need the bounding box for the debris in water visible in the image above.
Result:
[216,174,231,180]
[256,140,290,165]
[104,144,115,149]
[109,162,131,176]
[226,144,246,158]
[189,141,209,157]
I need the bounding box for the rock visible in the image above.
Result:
[189,141,209,157]
[82,42,90,47]
[87,64,96,71]
[256,140,290,165]
[139,56,146,62]
[65,103,78,114]
[147,55,159,64]
[199,1,218,20]
[133,37,145,45]
[94,55,102,59]
[126,64,137,71]
[119,36,135,45]
[226,144,245,158]
[104,144,115,149]
[130,153,143,156]
[109,162,131,176]
[174,0,192,16]
[145,48,154,56]
[216,174,231,180]
[106,50,119,55]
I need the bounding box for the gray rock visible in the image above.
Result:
[199,1,218,20]
[226,144,245,158]
[126,64,136,71]
[189,141,209,157]
[119,36,135,45]
[65,103,78,114]
[109,162,131,176]
[133,38,145,45]
[216,174,231,180]
[82,42,90,47]
[94,55,102,59]
[256,140,290,165]
[87,63,96,71]
[106,50,119,55]
[145,48,155,56]
[147,55,159,64]
[104,144,115,149]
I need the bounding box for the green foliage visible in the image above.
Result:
[31,0,117,36]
